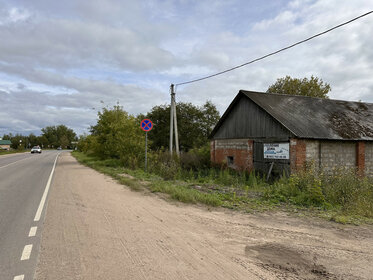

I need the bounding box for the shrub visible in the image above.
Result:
[263,167,373,217]
[148,150,180,180]
[321,169,373,217]
[180,143,211,170]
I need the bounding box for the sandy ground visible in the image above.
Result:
[35,153,373,280]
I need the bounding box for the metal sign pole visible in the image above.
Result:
[141,119,153,172]
[145,131,148,172]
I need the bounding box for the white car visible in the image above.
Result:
[31,146,42,153]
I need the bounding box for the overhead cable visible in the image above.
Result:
[175,10,373,87]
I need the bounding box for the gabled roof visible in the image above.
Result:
[211,90,373,141]
[0,140,12,145]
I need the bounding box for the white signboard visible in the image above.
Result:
[263,143,289,159]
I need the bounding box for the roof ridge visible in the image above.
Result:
[240,89,373,105]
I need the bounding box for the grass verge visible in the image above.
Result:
[71,151,373,225]
[0,150,28,156]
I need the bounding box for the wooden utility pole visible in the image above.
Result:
[169,84,180,156]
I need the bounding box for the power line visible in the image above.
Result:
[175,10,373,87]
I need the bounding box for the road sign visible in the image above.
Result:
[141,119,152,172]
[141,119,153,132]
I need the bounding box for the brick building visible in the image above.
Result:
[210,90,373,177]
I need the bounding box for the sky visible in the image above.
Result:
[0,0,372,136]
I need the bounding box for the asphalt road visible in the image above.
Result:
[0,150,60,280]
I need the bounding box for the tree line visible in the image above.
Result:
[2,125,77,149]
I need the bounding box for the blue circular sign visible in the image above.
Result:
[141,119,153,132]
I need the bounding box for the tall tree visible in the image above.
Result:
[267,75,331,98]
[145,101,220,151]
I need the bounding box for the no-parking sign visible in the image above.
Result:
[141,119,153,132]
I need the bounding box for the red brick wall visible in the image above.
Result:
[210,140,215,163]
[290,138,306,173]
[356,141,365,176]
[210,139,253,172]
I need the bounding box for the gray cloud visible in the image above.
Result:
[0,19,176,71]
[1,0,373,137]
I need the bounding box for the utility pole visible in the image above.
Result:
[169,84,180,157]
[169,85,174,155]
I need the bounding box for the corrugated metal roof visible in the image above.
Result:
[0,140,12,145]
[211,90,373,141]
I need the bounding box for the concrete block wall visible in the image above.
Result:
[366,142,373,177]
[210,139,253,171]
[305,140,320,168]
[319,142,356,172]
[304,140,371,176]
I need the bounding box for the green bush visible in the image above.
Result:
[263,167,373,217]
[148,150,180,180]
[321,169,373,217]
[180,144,211,170]
[90,105,145,168]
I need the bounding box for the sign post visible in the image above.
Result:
[141,119,153,172]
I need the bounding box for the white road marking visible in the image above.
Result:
[29,226,37,237]
[13,275,24,280]
[21,244,33,260]
[0,157,32,170]
[34,154,59,222]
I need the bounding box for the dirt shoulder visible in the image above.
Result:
[35,153,373,280]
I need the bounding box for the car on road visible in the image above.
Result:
[57,147,62,150]
[31,146,42,153]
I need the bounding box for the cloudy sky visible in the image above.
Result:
[0,0,372,136]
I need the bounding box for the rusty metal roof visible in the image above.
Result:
[212,90,373,140]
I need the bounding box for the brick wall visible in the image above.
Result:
[290,138,306,173]
[366,142,373,177]
[210,140,215,163]
[210,139,253,171]
[356,142,365,176]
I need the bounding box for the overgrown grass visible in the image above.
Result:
[149,181,222,206]
[0,149,27,156]
[72,151,373,225]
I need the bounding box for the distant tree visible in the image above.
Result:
[60,135,69,148]
[41,125,77,148]
[38,135,49,148]
[267,75,331,98]
[2,127,76,150]
[2,133,12,140]
[5,134,25,149]
[145,101,220,151]
[3,133,30,149]
[28,133,38,148]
